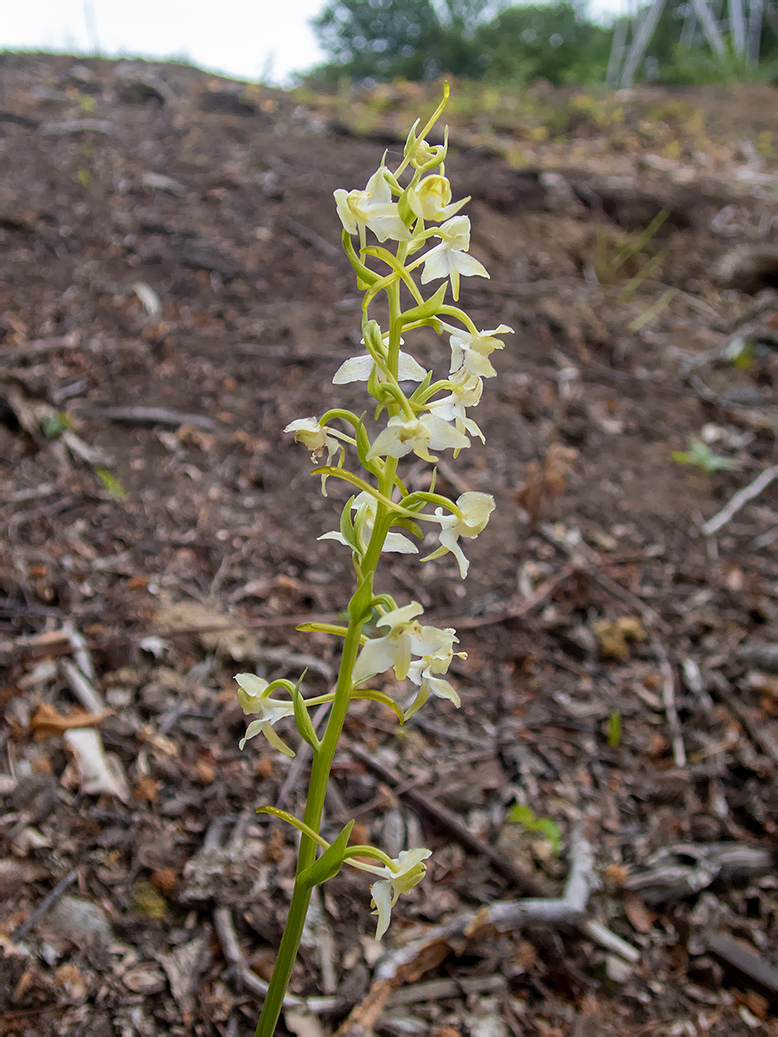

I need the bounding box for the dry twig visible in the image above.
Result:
[655,643,687,768]
[349,744,549,897]
[701,465,778,537]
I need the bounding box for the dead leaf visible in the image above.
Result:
[63,728,130,802]
[624,893,656,933]
[30,702,109,740]
[592,617,647,660]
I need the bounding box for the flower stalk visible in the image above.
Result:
[244,86,511,1036]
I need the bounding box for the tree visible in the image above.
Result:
[311,0,444,81]
[475,3,612,84]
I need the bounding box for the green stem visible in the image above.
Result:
[254,280,404,1037]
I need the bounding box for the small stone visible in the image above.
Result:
[46,896,114,947]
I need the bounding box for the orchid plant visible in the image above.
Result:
[243,86,511,1036]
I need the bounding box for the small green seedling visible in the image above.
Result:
[41,413,72,438]
[94,467,127,498]
[607,710,622,747]
[671,436,740,473]
[507,803,562,857]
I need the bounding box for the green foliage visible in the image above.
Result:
[475,4,611,85]
[311,0,447,82]
[41,412,72,438]
[594,209,668,300]
[308,0,778,87]
[94,466,127,497]
[607,711,622,747]
[671,437,740,473]
[309,0,611,84]
[506,803,562,856]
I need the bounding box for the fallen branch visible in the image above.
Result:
[0,334,80,367]
[74,405,221,431]
[279,215,341,259]
[11,868,79,943]
[701,465,778,537]
[334,827,605,1037]
[705,931,778,1002]
[212,906,348,1013]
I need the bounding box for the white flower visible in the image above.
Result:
[404,668,461,720]
[420,216,489,300]
[366,413,469,464]
[410,623,463,675]
[352,602,424,683]
[334,168,410,243]
[434,492,496,578]
[234,673,296,757]
[318,491,417,555]
[350,848,432,940]
[403,625,464,719]
[427,370,485,444]
[449,325,513,378]
[284,417,339,465]
[407,174,468,223]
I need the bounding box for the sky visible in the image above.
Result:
[1,0,623,86]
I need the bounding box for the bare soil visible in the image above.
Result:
[1,54,778,1037]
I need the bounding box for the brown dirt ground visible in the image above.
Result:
[1,54,778,1036]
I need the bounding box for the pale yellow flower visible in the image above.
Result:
[449,325,513,378]
[234,673,295,757]
[433,492,496,578]
[349,848,432,939]
[366,413,469,464]
[407,174,468,223]
[284,417,339,465]
[334,168,410,243]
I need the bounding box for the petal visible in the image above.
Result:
[396,847,433,872]
[370,879,393,940]
[457,492,496,535]
[452,252,490,279]
[420,248,450,284]
[393,631,412,682]
[235,673,270,713]
[384,531,419,554]
[368,213,412,242]
[365,422,412,462]
[332,354,374,384]
[262,722,296,758]
[461,415,485,442]
[397,350,428,382]
[439,527,470,578]
[238,718,266,750]
[425,674,461,706]
[423,414,470,452]
[377,602,424,629]
[365,168,391,203]
[334,189,357,234]
[353,635,396,683]
[317,531,348,546]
